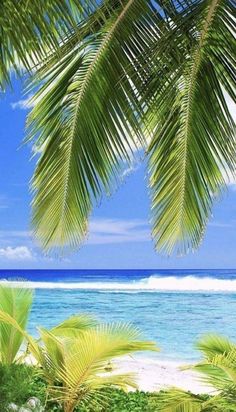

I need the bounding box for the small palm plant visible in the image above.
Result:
[0,285,158,411]
[35,324,157,412]
[158,335,236,411]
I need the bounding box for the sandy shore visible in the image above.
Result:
[26,354,214,395]
[116,356,214,394]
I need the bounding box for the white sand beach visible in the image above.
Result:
[116,357,214,394]
[26,354,213,395]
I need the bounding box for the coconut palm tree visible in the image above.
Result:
[26,0,236,256]
[158,334,236,411]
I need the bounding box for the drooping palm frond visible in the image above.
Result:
[36,323,158,412]
[146,0,236,254]
[0,285,33,365]
[0,0,95,90]
[26,0,236,255]
[27,0,162,253]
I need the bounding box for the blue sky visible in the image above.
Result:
[0,79,236,269]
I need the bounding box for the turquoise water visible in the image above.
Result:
[1,269,236,362]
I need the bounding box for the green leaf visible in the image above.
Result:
[147,0,236,254]
[0,285,33,365]
[27,0,159,253]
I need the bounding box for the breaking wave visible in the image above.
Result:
[1,275,236,292]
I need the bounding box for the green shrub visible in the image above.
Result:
[0,365,211,412]
[74,389,164,412]
[0,364,46,411]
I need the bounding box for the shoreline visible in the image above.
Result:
[25,353,214,394]
[115,356,214,394]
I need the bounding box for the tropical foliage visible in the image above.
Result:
[0,285,158,412]
[158,334,236,411]
[0,1,235,255]
[35,324,157,412]
[0,0,96,90]
[24,0,235,255]
[0,285,33,365]
[0,363,44,411]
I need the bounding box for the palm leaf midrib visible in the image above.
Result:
[59,0,136,228]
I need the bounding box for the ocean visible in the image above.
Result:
[1,268,236,362]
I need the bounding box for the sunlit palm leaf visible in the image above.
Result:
[157,388,204,412]
[0,308,41,364]
[49,314,97,338]
[0,285,33,365]
[159,334,236,411]
[26,0,236,255]
[147,0,236,254]
[27,0,161,253]
[193,335,236,391]
[37,322,158,411]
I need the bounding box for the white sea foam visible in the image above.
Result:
[1,275,236,292]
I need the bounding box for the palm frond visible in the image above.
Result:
[49,314,97,338]
[196,334,235,360]
[158,335,236,411]
[0,308,41,365]
[157,388,204,411]
[27,0,161,253]
[193,335,236,391]
[26,0,236,255]
[0,0,95,90]
[0,285,33,365]
[36,322,157,411]
[146,0,236,254]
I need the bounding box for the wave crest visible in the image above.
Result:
[1,275,236,292]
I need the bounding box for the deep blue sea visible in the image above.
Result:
[1,269,236,362]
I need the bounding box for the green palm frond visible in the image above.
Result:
[36,322,158,412]
[0,0,95,90]
[158,334,236,411]
[0,285,33,365]
[0,307,41,365]
[157,388,204,412]
[147,0,236,254]
[193,335,236,391]
[158,388,236,411]
[27,0,161,253]
[25,0,236,255]
[49,314,97,338]
[196,334,235,360]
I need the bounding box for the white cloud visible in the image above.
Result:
[87,218,150,245]
[121,163,139,179]
[10,95,34,110]
[0,246,35,261]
